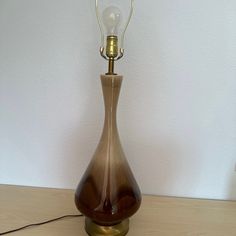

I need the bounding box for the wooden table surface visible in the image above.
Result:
[0,185,236,236]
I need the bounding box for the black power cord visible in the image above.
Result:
[0,214,83,235]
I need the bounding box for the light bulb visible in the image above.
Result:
[102,6,122,36]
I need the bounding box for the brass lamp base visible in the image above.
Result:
[85,218,129,236]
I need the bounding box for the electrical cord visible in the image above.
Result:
[0,214,84,235]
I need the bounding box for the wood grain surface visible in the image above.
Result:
[0,185,236,236]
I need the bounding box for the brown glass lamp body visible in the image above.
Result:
[75,75,141,236]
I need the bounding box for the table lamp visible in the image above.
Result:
[75,1,141,235]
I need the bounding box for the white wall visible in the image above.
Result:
[0,0,236,200]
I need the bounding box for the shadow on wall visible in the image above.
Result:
[123,133,203,197]
[228,174,236,200]
[57,53,104,189]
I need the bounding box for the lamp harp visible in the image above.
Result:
[95,0,134,74]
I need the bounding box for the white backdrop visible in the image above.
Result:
[0,0,236,200]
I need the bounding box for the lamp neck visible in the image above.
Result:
[107,58,115,75]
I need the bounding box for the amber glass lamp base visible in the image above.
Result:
[75,75,141,236]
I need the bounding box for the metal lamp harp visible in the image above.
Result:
[95,0,134,74]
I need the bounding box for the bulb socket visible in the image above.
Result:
[106,35,118,58]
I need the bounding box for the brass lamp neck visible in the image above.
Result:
[108,58,115,75]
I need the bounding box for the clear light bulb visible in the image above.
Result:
[102,6,122,36]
